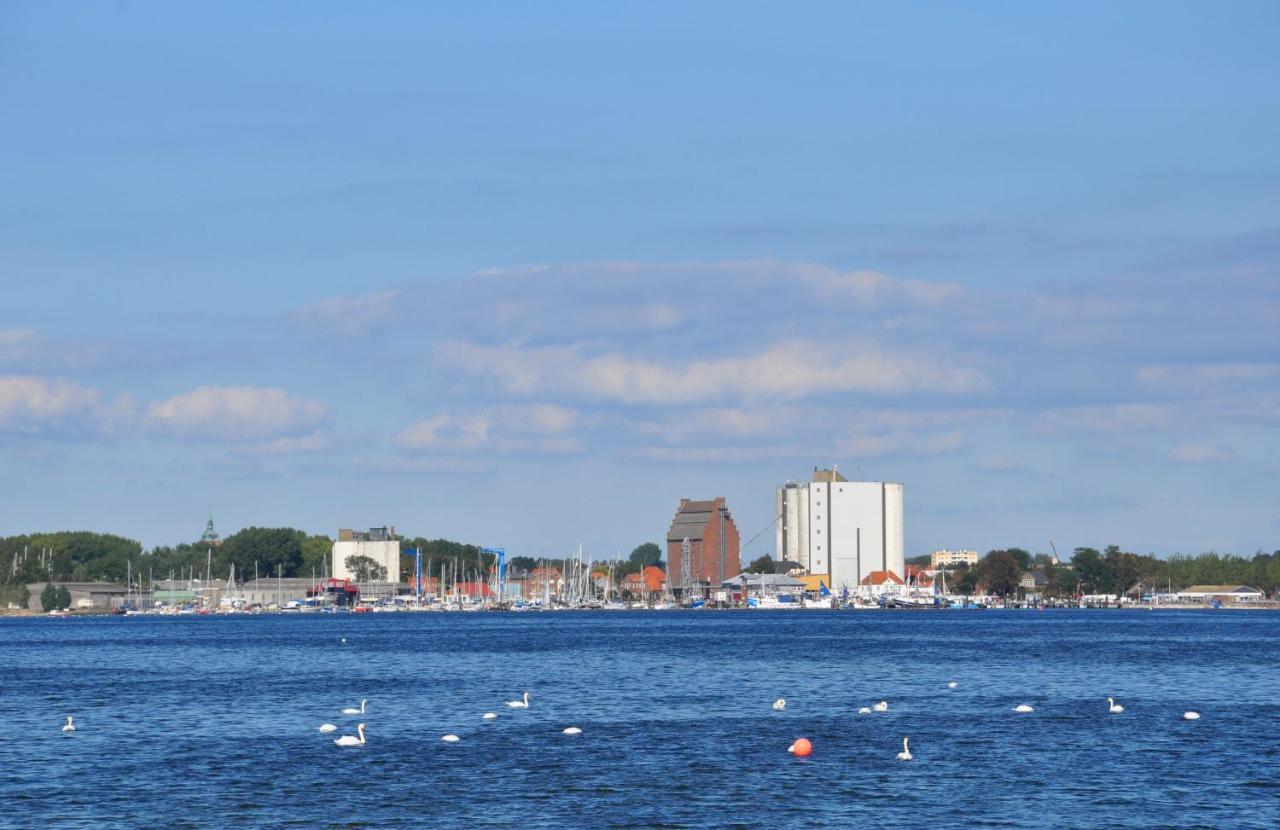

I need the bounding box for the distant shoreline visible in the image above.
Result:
[4,603,1280,618]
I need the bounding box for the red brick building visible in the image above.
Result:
[666,497,741,589]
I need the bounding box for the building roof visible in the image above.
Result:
[722,573,805,589]
[26,582,129,592]
[811,468,848,483]
[666,497,727,542]
[1180,585,1263,594]
[623,566,668,592]
[860,570,904,586]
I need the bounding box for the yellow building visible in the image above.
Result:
[930,548,978,568]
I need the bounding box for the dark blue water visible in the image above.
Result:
[2,610,1278,829]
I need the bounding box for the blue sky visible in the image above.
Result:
[1,1,1277,559]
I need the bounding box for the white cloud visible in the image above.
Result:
[794,265,963,309]
[397,413,492,452]
[146,386,330,442]
[0,375,126,435]
[1139,363,1280,385]
[1033,404,1177,435]
[231,431,332,457]
[396,404,582,455]
[836,429,966,458]
[291,289,404,338]
[1169,442,1231,463]
[439,339,988,405]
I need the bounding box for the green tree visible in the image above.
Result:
[629,543,663,569]
[40,582,57,611]
[1005,548,1033,571]
[1071,548,1112,594]
[345,555,387,582]
[951,562,978,594]
[745,555,775,574]
[980,551,1022,597]
[301,535,332,577]
[1046,562,1078,597]
[218,527,305,580]
[54,586,71,610]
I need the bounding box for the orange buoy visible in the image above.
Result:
[787,737,812,757]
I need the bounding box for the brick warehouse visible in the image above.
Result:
[666,497,741,593]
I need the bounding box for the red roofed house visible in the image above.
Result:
[454,582,495,600]
[858,570,904,601]
[621,566,668,601]
[904,565,936,590]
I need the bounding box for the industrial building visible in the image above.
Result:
[666,497,741,594]
[775,468,904,594]
[332,526,401,583]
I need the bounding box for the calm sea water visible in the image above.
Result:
[2,610,1278,829]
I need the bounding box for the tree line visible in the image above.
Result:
[943,546,1280,598]
[1,530,670,589]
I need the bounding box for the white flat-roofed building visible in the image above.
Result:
[775,468,904,594]
[1176,585,1265,603]
[332,526,401,584]
[931,548,979,568]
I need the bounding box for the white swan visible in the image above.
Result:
[562,726,582,735]
[318,723,338,733]
[442,734,460,742]
[62,716,76,733]
[1107,697,1125,714]
[342,698,367,716]
[873,701,889,712]
[947,681,958,689]
[482,712,498,720]
[772,698,786,711]
[334,723,366,747]
[506,692,530,709]
[1183,711,1201,720]
[1013,704,1034,713]
[896,736,912,761]
[857,707,872,715]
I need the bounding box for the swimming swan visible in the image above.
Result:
[1013,704,1034,713]
[506,692,530,708]
[442,734,460,742]
[857,707,872,715]
[62,716,76,733]
[896,737,912,761]
[873,701,889,712]
[334,723,366,747]
[562,726,582,735]
[482,712,498,720]
[318,723,338,733]
[947,681,958,689]
[1107,697,1125,714]
[1183,711,1201,720]
[772,698,786,711]
[342,699,367,715]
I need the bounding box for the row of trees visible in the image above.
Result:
[945,546,1280,598]
[1,530,672,589]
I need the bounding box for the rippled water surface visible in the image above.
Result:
[2,610,1278,829]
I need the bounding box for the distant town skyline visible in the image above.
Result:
[1,3,1277,557]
